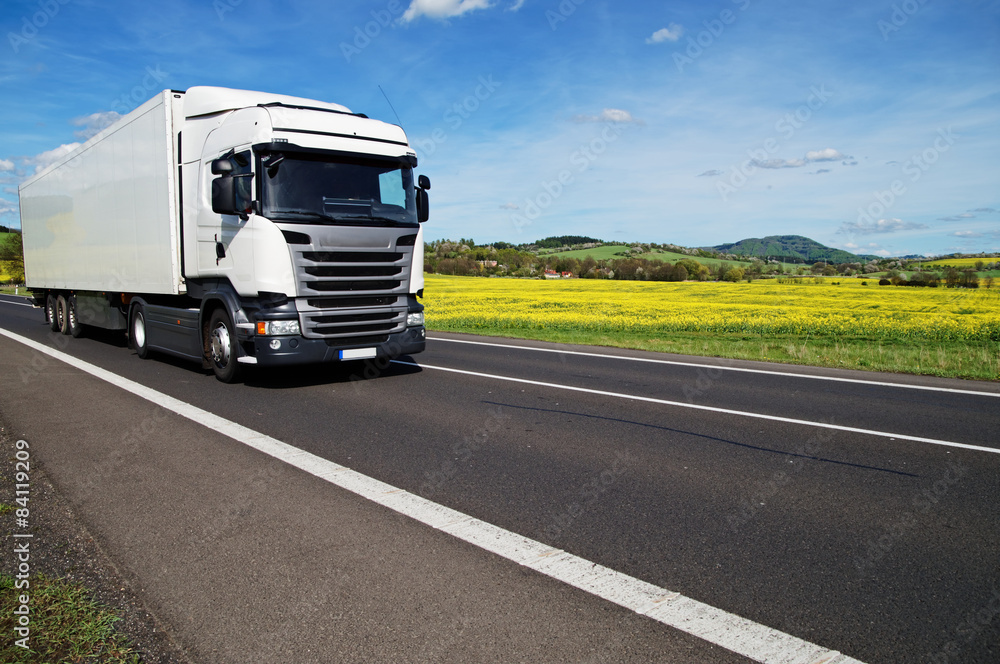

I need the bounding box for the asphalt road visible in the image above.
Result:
[1,292,998,663]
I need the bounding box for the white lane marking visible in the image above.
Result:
[0,327,865,664]
[429,336,1000,398]
[0,297,33,307]
[394,360,1000,456]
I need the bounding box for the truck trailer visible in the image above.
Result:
[19,86,429,382]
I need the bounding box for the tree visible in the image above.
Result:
[723,267,745,282]
[0,232,25,283]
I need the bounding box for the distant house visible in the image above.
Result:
[543,269,574,279]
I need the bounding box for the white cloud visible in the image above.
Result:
[28,143,81,174]
[804,148,844,162]
[698,169,723,177]
[402,0,493,22]
[0,159,14,172]
[752,158,806,169]
[573,108,641,124]
[0,197,17,215]
[71,111,121,140]
[646,24,683,44]
[950,230,982,238]
[839,217,929,235]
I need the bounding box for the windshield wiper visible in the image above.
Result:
[268,209,339,222]
[336,214,404,225]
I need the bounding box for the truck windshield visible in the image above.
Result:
[260,152,417,226]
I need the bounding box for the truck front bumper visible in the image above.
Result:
[246,325,426,368]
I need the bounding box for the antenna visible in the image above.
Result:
[378,85,403,127]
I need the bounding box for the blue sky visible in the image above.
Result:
[2,0,998,257]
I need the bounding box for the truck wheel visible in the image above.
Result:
[131,304,150,359]
[67,296,84,338]
[46,294,59,331]
[208,309,242,383]
[56,294,70,335]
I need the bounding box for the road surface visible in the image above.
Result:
[2,293,998,663]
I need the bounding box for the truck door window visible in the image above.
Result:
[232,150,253,205]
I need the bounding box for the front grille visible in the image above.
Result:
[289,231,414,341]
[304,265,402,278]
[302,251,402,263]
[307,296,396,308]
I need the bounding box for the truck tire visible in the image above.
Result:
[131,304,150,359]
[67,296,84,338]
[56,294,70,335]
[46,294,59,332]
[208,308,242,383]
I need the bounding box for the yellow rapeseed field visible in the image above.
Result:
[423,274,1000,342]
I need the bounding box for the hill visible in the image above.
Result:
[710,235,877,264]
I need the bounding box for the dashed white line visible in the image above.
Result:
[0,327,866,663]
[429,336,1000,398]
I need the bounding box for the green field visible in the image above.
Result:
[424,274,1000,380]
[0,232,20,283]
[540,245,806,271]
[916,257,999,269]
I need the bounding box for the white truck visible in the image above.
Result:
[19,86,429,381]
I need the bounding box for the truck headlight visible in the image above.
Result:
[407,312,424,327]
[256,319,301,336]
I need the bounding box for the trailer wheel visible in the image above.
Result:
[208,309,242,383]
[46,294,59,332]
[67,296,84,338]
[56,294,70,335]
[131,304,150,359]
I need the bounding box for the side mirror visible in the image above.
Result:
[211,158,233,175]
[212,173,252,220]
[418,174,431,190]
[416,188,429,223]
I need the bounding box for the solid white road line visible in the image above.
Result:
[0,327,866,664]
[429,336,1000,398]
[394,360,1000,456]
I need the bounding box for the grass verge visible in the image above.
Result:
[0,573,140,664]
[427,326,1000,380]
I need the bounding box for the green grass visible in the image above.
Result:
[541,245,807,271]
[916,257,999,269]
[427,326,999,380]
[0,574,141,664]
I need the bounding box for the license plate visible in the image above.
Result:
[340,347,377,360]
